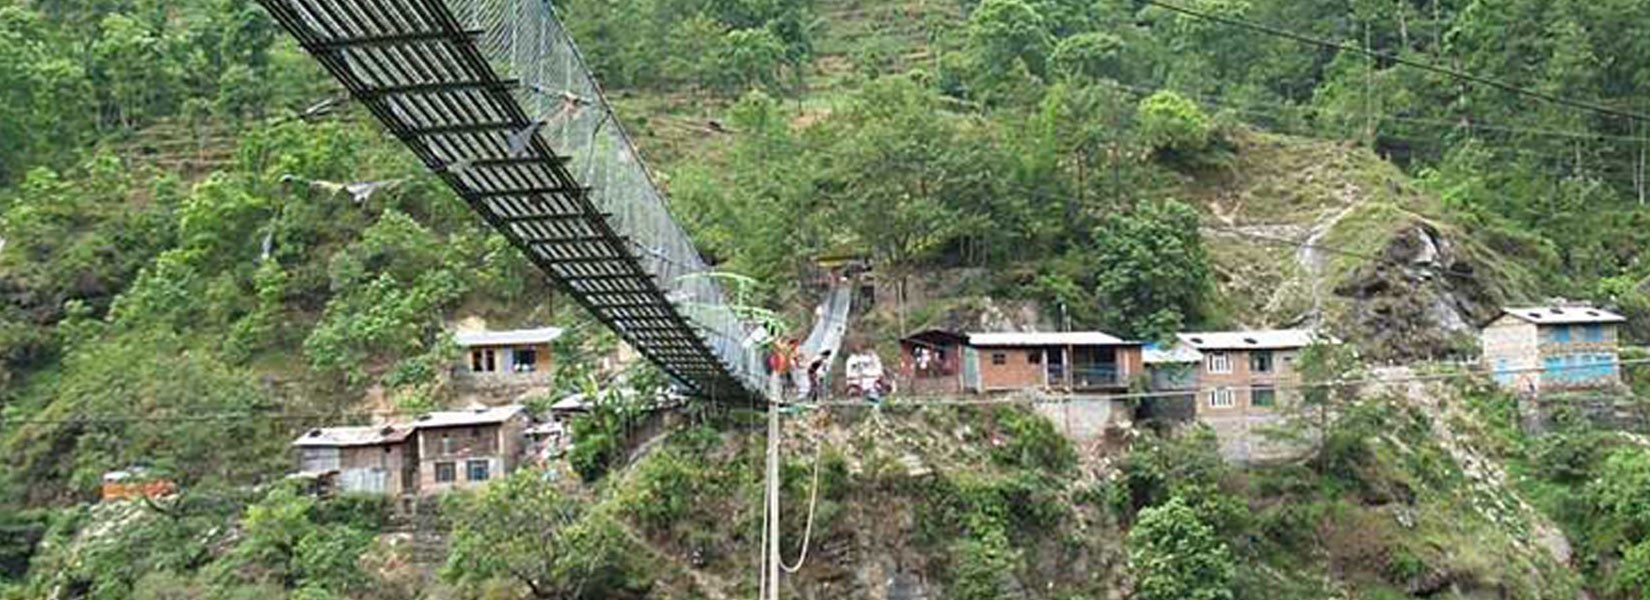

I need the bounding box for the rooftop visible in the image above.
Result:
[452,326,564,347]
[1502,306,1626,325]
[1177,329,1320,350]
[967,331,1135,347]
[413,404,525,429]
[1143,341,1204,364]
[292,424,414,448]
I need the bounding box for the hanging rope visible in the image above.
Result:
[780,437,826,573]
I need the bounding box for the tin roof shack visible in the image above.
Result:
[100,467,177,503]
[452,327,562,401]
[1481,306,1626,394]
[413,405,528,495]
[1178,329,1318,416]
[292,425,418,497]
[965,332,1144,393]
[899,329,968,395]
[1139,341,1203,422]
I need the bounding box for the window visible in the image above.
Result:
[466,459,490,482]
[470,349,497,372]
[513,347,538,372]
[435,461,456,483]
[1252,385,1276,407]
[1028,352,1041,365]
[1207,352,1232,374]
[1208,388,1235,408]
[1250,351,1273,373]
[1584,324,1604,342]
[1548,326,1571,343]
[440,434,452,455]
[991,352,1007,365]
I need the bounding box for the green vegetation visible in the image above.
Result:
[2,0,1650,598]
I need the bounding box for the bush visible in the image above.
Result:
[1127,496,1235,600]
[1136,91,1214,156]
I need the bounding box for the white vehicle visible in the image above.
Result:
[844,352,893,398]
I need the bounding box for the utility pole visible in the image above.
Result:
[764,401,781,600]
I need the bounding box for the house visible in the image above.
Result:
[292,424,418,497]
[964,331,1144,393]
[1177,329,1319,415]
[100,467,177,502]
[452,327,562,399]
[1139,341,1203,422]
[412,404,528,494]
[898,329,969,395]
[1481,306,1625,393]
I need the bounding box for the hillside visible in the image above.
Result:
[3,0,1650,599]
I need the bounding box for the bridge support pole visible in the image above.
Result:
[764,398,781,600]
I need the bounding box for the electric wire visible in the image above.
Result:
[1140,0,1650,125]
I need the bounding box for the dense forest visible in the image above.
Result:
[1,0,1649,598]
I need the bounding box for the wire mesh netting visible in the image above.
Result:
[259,0,769,397]
[456,0,769,394]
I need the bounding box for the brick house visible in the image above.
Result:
[452,327,562,400]
[964,331,1144,393]
[1481,306,1625,394]
[412,405,528,494]
[292,424,418,497]
[898,329,969,395]
[1177,329,1319,416]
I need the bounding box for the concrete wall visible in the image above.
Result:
[1481,317,1539,393]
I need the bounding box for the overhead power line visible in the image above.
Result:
[783,356,1650,409]
[1140,0,1650,125]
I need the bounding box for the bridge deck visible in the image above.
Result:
[256,0,764,400]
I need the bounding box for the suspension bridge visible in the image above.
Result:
[253,0,769,401]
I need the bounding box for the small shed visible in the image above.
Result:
[292,424,418,496]
[899,329,969,395]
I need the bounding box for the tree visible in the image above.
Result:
[717,27,788,95]
[1086,198,1211,339]
[1049,32,1124,83]
[965,0,1052,102]
[1127,495,1235,600]
[443,471,640,599]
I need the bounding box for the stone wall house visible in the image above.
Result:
[412,405,528,495]
[452,327,562,402]
[292,424,419,497]
[964,331,1143,393]
[1481,306,1625,394]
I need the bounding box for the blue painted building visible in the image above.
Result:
[1480,306,1626,394]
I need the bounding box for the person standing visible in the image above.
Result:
[806,349,833,402]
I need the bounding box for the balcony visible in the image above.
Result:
[1069,364,1121,389]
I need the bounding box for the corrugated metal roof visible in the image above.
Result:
[452,327,564,347]
[1502,306,1626,325]
[967,331,1134,347]
[292,424,413,447]
[1177,329,1320,350]
[412,404,525,429]
[1143,342,1203,364]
